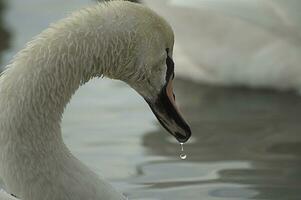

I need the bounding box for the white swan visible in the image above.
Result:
[147,0,301,92]
[0,1,191,200]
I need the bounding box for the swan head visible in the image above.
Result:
[128,46,191,143]
[62,2,191,142]
[141,48,192,143]
[100,3,191,143]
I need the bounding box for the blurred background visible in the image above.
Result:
[1,0,301,199]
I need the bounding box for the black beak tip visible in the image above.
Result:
[175,126,191,143]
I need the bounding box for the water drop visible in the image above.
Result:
[179,143,187,160]
[180,153,187,160]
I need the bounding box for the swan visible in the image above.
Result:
[147,0,301,92]
[0,1,191,200]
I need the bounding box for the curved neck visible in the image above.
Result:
[0,5,136,144]
[0,38,95,142]
[0,5,137,198]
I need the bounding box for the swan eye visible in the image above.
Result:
[165,49,174,82]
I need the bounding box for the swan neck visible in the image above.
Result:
[0,11,134,141]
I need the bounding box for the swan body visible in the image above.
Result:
[149,0,301,92]
[0,1,191,200]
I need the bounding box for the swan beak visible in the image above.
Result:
[146,77,191,143]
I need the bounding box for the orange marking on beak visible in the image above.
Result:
[166,77,181,114]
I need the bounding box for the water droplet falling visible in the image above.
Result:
[180,143,187,160]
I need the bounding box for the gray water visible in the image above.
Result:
[1,0,301,199]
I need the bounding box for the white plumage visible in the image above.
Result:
[148,0,301,93]
[0,1,175,200]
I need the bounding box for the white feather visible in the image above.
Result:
[0,1,174,200]
[150,0,301,92]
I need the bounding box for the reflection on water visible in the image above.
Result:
[133,79,301,200]
[0,1,301,200]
